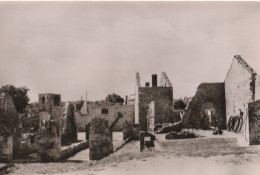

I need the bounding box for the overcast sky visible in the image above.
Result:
[0,2,260,102]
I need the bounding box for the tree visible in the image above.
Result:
[0,85,30,113]
[105,93,124,105]
[174,99,186,110]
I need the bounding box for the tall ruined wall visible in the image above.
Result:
[183,83,226,129]
[225,57,256,124]
[75,104,134,131]
[248,100,260,145]
[0,93,18,132]
[255,75,260,100]
[138,87,173,131]
[135,72,141,124]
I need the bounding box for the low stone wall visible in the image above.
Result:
[60,140,88,160]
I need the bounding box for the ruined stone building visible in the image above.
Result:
[134,72,174,131]
[22,93,77,146]
[225,55,260,145]
[39,93,61,114]
[74,101,134,132]
[183,83,226,129]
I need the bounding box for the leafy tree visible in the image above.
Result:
[105,93,124,105]
[0,85,30,113]
[174,99,186,110]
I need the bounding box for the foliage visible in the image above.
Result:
[174,99,186,110]
[0,85,30,113]
[105,93,124,105]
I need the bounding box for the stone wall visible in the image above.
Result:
[183,83,226,129]
[75,104,134,131]
[123,121,140,140]
[147,101,155,132]
[36,121,61,161]
[225,55,256,125]
[248,100,260,145]
[0,124,13,162]
[225,55,257,144]
[89,118,113,160]
[0,93,19,132]
[138,87,173,131]
[51,103,77,145]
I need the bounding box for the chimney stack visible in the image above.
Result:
[152,74,157,87]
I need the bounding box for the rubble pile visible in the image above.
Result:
[165,130,197,140]
[155,121,183,134]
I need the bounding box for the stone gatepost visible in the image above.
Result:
[89,118,113,160]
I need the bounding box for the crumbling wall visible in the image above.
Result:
[255,75,260,100]
[0,93,19,160]
[147,101,155,132]
[39,93,61,113]
[0,93,19,132]
[0,124,13,162]
[135,72,141,124]
[160,72,172,87]
[123,120,140,140]
[225,55,256,125]
[138,87,173,131]
[36,121,61,161]
[50,103,78,145]
[183,83,226,129]
[75,104,134,132]
[89,118,113,160]
[248,100,260,145]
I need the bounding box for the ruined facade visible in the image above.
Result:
[74,103,134,132]
[135,72,174,131]
[39,93,61,113]
[183,83,226,129]
[225,55,260,144]
[0,93,19,161]
[225,55,259,123]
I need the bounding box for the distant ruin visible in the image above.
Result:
[134,72,174,131]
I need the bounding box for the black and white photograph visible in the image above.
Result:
[0,1,260,174]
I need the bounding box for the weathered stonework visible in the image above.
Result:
[36,121,61,161]
[0,124,13,162]
[39,93,61,114]
[225,55,256,124]
[123,120,140,140]
[183,83,226,129]
[135,72,174,131]
[89,118,113,160]
[248,100,260,145]
[75,104,134,132]
[225,55,259,145]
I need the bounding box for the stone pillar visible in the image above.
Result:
[89,118,113,160]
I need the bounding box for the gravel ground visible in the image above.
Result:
[8,130,260,175]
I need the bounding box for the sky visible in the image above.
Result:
[0,2,260,102]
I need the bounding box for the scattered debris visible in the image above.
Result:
[165,130,197,140]
[155,121,183,134]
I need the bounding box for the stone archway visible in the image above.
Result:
[200,102,216,129]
